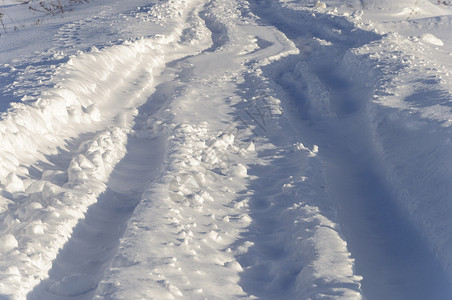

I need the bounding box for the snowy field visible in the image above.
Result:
[0,0,452,299]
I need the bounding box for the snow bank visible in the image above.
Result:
[0,35,172,180]
[0,126,128,299]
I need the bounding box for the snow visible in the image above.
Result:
[0,233,18,252]
[420,32,444,46]
[1,0,452,299]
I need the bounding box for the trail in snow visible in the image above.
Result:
[321,145,452,299]
[299,49,452,300]
[278,52,452,298]
[94,0,361,298]
[28,95,169,299]
[0,0,211,297]
[28,191,139,300]
[25,1,214,298]
[249,1,452,299]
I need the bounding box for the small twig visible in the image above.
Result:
[56,0,64,13]
[0,12,6,32]
[39,2,55,15]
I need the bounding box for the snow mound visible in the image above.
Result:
[420,33,444,46]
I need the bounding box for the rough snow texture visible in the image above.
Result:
[1,0,452,299]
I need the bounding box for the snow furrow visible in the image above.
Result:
[0,125,129,299]
[94,1,259,297]
[249,0,452,298]
[343,31,452,284]
[28,122,168,300]
[235,71,363,299]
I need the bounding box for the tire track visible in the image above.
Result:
[25,1,214,298]
[0,1,214,298]
[249,1,452,298]
[28,124,168,300]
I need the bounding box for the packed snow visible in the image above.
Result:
[0,0,452,299]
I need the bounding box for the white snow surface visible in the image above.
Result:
[0,0,452,299]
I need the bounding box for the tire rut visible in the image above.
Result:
[249,1,452,298]
[27,82,172,299]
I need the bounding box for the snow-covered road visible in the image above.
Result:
[1,0,452,299]
[250,2,452,298]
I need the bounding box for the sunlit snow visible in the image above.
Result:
[1,0,452,299]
